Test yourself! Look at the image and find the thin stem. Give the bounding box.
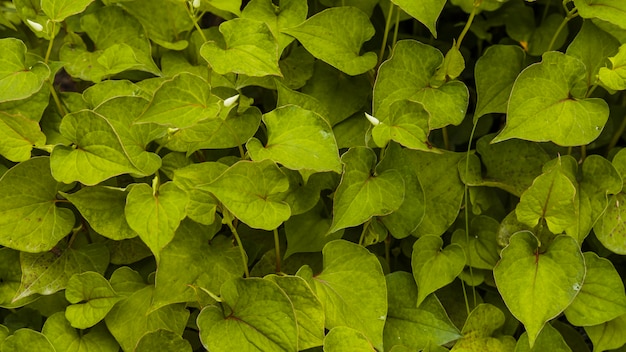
[384,234,391,269]
[456,4,478,50]
[44,21,56,64]
[392,7,401,48]
[48,83,66,116]
[442,127,450,150]
[547,9,577,52]
[580,145,587,163]
[463,121,479,310]
[607,113,626,153]
[237,144,245,159]
[273,228,281,273]
[225,214,250,278]
[186,4,207,42]
[378,1,395,67]
[542,0,552,23]
[197,286,223,303]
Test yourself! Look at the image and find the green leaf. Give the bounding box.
[391,0,446,37]
[197,278,298,352]
[173,162,228,225]
[0,157,74,253]
[136,73,221,128]
[515,158,578,234]
[451,216,501,270]
[451,304,517,352]
[573,0,626,30]
[309,240,387,351]
[0,111,46,162]
[135,329,192,352]
[0,38,50,103]
[154,219,242,310]
[494,233,585,347]
[200,18,281,77]
[105,286,189,352]
[324,326,376,352]
[41,0,94,22]
[412,235,466,307]
[492,51,609,146]
[375,142,425,239]
[200,160,291,230]
[474,45,525,118]
[405,150,465,236]
[515,322,571,352]
[64,272,123,329]
[163,105,262,154]
[1,329,55,352]
[50,110,156,185]
[266,274,325,350]
[42,312,119,352]
[247,105,342,173]
[282,7,377,76]
[374,40,469,130]
[599,43,626,91]
[383,272,461,351]
[584,314,626,352]
[564,252,626,326]
[82,80,148,108]
[371,100,430,151]
[63,186,137,241]
[116,0,193,50]
[124,182,189,257]
[0,248,38,308]
[329,147,405,233]
[594,193,626,254]
[284,200,343,258]
[241,0,308,53]
[14,243,109,302]
[60,6,159,82]
[566,21,621,88]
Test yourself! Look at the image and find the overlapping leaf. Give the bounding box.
[247,105,342,173]
[599,43,626,91]
[42,313,119,352]
[241,0,308,53]
[0,157,74,253]
[282,7,377,76]
[392,0,446,37]
[0,38,50,103]
[451,304,516,351]
[41,0,94,22]
[371,100,430,151]
[329,147,404,233]
[573,0,626,30]
[64,272,123,329]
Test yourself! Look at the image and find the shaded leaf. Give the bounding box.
[135,329,192,352]
[42,312,119,352]
[371,100,430,151]
[1,329,55,352]
[451,304,516,351]
[64,272,123,329]
[324,326,376,352]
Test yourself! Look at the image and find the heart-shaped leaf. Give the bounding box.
[247,105,342,173]
[515,323,570,352]
[0,157,74,253]
[197,278,298,352]
[0,111,46,162]
[573,0,626,30]
[412,235,466,307]
[14,243,109,302]
[492,51,609,146]
[324,326,376,352]
[565,252,626,326]
[391,0,446,37]
[135,329,192,352]
[584,314,626,352]
[494,233,585,347]
[599,43,626,91]
[329,147,404,233]
[308,240,387,351]
[451,304,516,351]
[241,0,308,53]
[42,313,119,352]
[64,272,123,329]
[200,160,291,230]
[282,7,377,76]
[383,272,461,350]
[371,100,430,151]
[63,186,137,241]
[374,40,468,129]
[200,18,281,77]
[136,73,221,128]
[41,0,94,22]
[124,182,189,257]
[1,328,55,351]
[0,38,50,103]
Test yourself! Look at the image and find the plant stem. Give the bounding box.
[547,9,577,52]
[378,1,395,67]
[44,21,56,64]
[463,120,479,310]
[442,127,450,150]
[273,228,281,273]
[580,144,586,162]
[186,4,207,42]
[456,3,478,50]
[384,234,391,269]
[48,83,66,116]
[225,214,250,278]
[392,8,400,47]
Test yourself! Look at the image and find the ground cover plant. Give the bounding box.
[0,0,626,350]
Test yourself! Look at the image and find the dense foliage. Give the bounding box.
[1,0,626,351]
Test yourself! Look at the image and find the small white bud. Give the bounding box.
[167,127,180,134]
[192,0,201,8]
[223,94,239,108]
[27,19,44,32]
[365,112,380,126]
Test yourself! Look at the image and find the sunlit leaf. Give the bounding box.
[64,272,123,329]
